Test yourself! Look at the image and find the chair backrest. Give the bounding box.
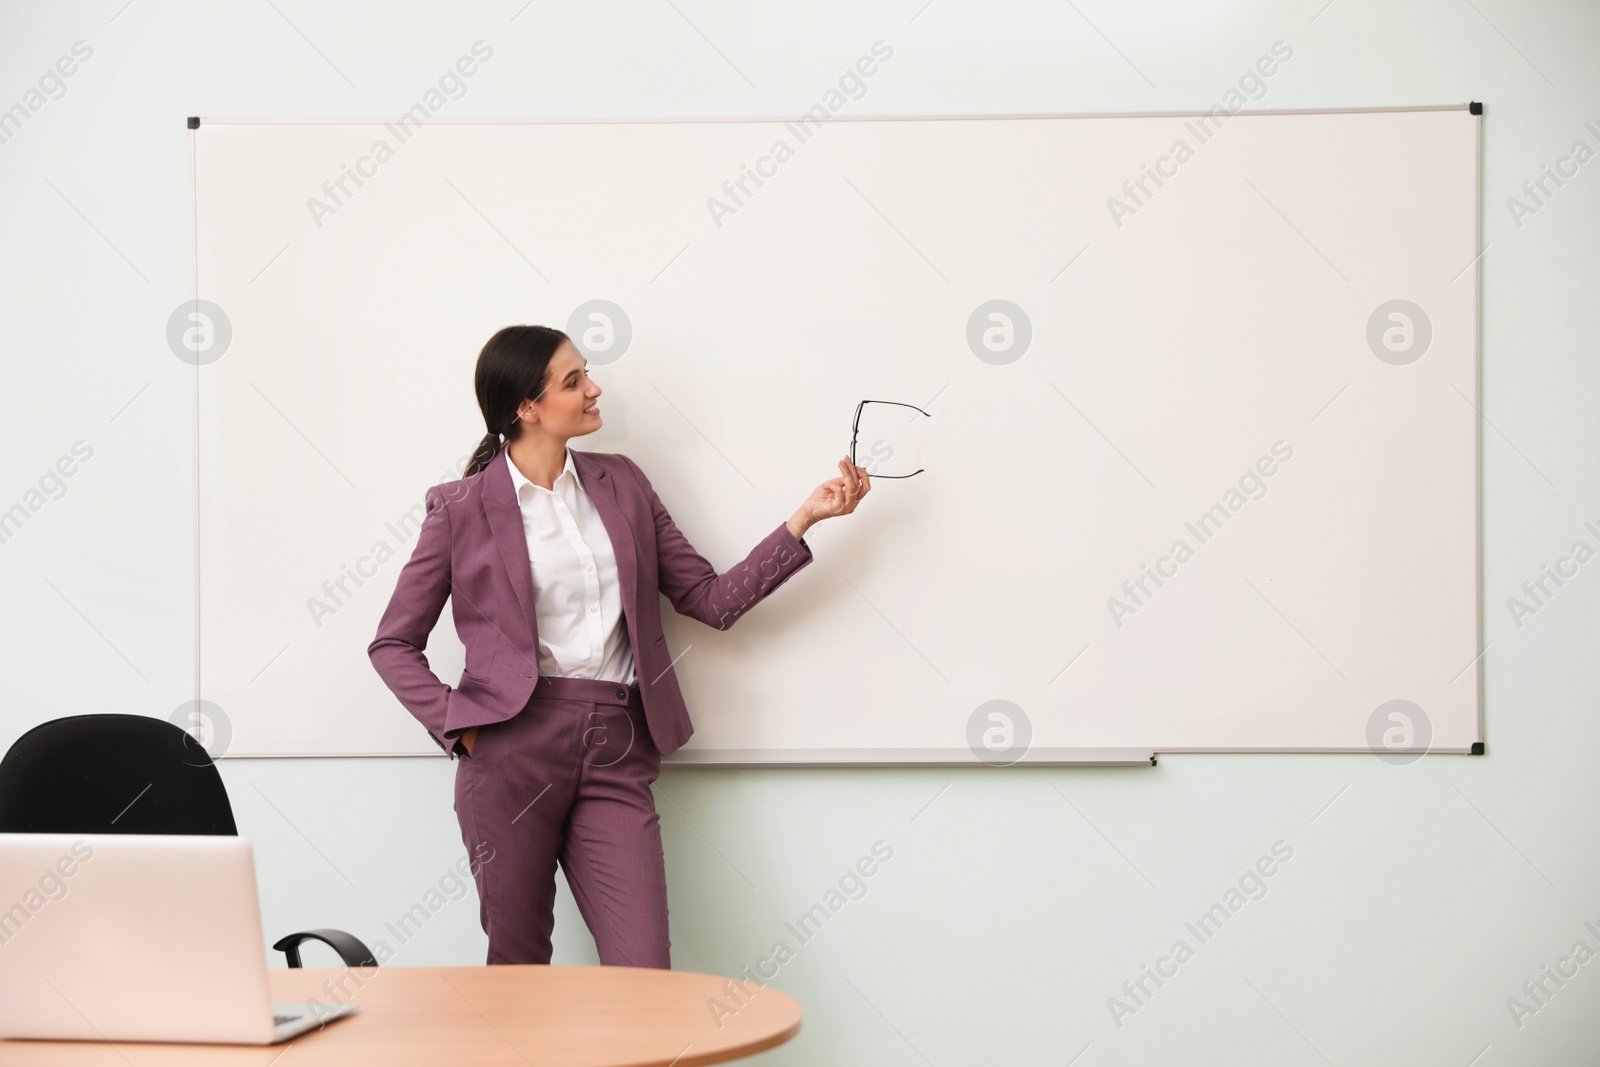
[0,714,237,835]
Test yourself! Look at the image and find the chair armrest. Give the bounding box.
[272,928,378,969]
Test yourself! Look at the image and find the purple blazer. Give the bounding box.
[368,448,813,759]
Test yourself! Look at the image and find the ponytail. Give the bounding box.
[464,431,502,479]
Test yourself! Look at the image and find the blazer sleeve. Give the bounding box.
[366,485,458,756]
[622,454,814,631]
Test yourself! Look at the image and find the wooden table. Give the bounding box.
[0,965,803,1065]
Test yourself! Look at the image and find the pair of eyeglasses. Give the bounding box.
[850,399,930,478]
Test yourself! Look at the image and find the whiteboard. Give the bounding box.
[189,107,1482,762]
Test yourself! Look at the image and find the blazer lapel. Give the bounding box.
[483,448,538,645]
[573,450,639,624]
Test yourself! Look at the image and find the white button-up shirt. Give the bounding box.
[505,447,636,685]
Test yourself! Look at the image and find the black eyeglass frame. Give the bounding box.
[850,399,931,479]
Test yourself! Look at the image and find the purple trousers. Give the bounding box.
[453,674,670,968]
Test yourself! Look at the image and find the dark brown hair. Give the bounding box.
[464,325,569,477]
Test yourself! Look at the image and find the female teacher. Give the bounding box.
[368,324,869,968]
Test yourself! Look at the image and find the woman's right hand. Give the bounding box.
[462,726,479,757]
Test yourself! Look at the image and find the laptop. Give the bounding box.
[0,832,359,1045]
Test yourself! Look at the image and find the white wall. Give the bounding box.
[2,1,1597,1063]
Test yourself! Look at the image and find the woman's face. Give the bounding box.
[521,340,602,437]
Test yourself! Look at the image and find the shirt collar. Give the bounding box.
[505,446,578,501]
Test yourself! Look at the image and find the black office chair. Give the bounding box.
[0,713,376,969]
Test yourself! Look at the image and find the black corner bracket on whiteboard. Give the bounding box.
[1470,741,1486,755]
[1469,101,1483,115]
[187,116,200,129]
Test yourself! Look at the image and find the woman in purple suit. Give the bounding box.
[368,325,869,968]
